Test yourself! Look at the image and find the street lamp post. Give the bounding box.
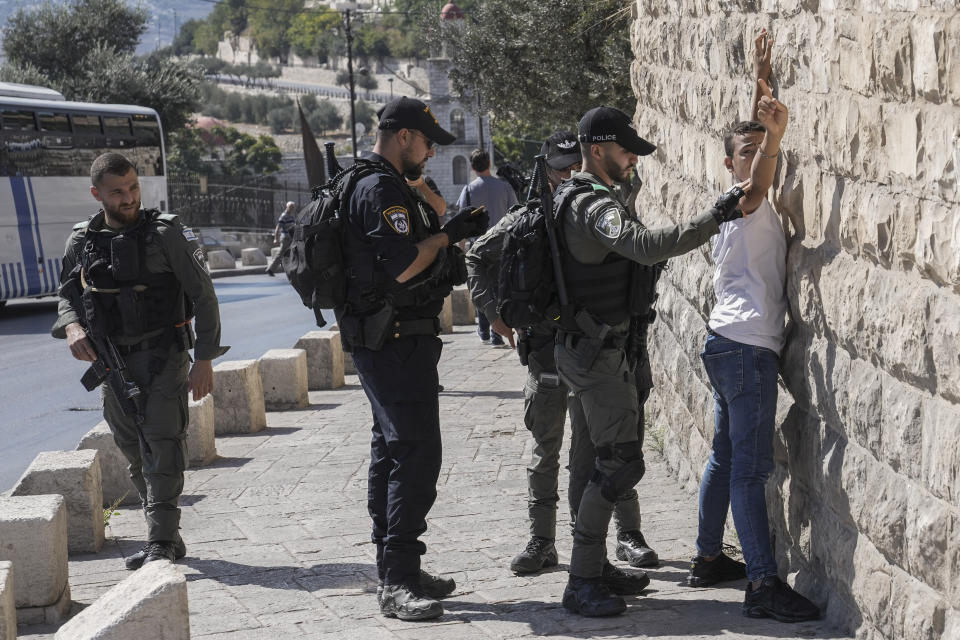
[344,9,358,160]
[388,77,394,99]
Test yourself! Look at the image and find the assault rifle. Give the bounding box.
[531,154,571,322]
[324,142,344,179]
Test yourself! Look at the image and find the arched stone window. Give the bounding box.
[453,156,468,184]
[450,109,466,142]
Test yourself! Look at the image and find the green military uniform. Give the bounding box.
[52,208,228,544]
[556,170,719,579]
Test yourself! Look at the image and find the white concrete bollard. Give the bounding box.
[294,331,345,390]
[10,450,104,554]
[0,561,15,640]
[0,495,70,625]
[439,295,454,334]
[270,246,281,259]
[186,395,217,467]
[54,561,189,640]
[212,360,267,434]
[451,286,476,325]
[205,250,235,270]
[324,326,356,375]
[76,421,139,508]
[240,247,267,266]
[259,349,309,410]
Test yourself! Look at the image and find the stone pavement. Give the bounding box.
[20,327,851,639]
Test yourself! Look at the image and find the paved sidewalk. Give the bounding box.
[22,327,849,639]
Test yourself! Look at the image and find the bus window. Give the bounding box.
[1,109,36,131]
[37,111,70,132]
[132,114,161,147]
[103,116,131,136]
[71,114,102,135]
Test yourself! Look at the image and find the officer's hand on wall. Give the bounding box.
[710,180,752,224]
[440,206,489,244]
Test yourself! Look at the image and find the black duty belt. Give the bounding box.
[390,317,441,340]
[115,335,164,356]
[559,331,627,350]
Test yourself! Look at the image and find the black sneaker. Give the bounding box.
[686,551,747,587]
[510,536,558,574]
[377,570,455,603]
[142,541,177,565]
[743,576,820,622]
[601,561,650,595]
[562,575,626,617]
[615,530,660,568]
[126,538,186,570]
[490,334,505,346]
[380,584,443,621]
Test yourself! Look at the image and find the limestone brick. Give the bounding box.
[211,360,267,434]
[258,348,309,410]
[75,421,139,508]
[0,562,14,640]
[240,247,267,266]
[294,331,345,390]
[186,395,217,467]
[0,495,68,611]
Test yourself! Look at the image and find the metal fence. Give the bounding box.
[168,174,314,230]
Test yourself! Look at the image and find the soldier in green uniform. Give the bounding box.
[52,153,229,568]
[556,107,750,616]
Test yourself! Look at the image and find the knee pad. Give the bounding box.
[596,441,645,503]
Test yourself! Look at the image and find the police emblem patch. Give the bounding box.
[383,206,410,235]
[595,207,623,239]
[193,248,205,267]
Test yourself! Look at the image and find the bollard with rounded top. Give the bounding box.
[212,360,267,434]
[0,561,14,640]
[240,247,267,266]
[76,421,139,508]
[450,286,476,325]
[11,450,104,554]
[258,349,309,409]
[294,331,345,390]
[186,395,217,467]
[204,250,234,270]
[439,295,454,334]
[0,495,70,625]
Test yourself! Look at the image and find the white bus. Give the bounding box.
[0,82,168,306]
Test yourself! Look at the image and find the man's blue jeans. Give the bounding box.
[697,333,779,582]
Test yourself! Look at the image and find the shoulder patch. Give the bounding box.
[382,205,411,236]
[182,227,198,242]
[595,206,623,239]
[193,248,206,267]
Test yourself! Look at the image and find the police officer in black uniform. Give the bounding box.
[52,152,228,568]
[335,97,488,621]
[554,106,750,616]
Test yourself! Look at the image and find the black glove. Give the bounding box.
[710,184,746,224]
[441,206,489,244]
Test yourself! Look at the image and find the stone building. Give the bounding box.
[629,2,959,639]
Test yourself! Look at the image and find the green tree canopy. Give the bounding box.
[167,125,282,176]
[248,0,303,63]
[287,6,342,62]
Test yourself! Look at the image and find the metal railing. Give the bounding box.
[168,174,314,230]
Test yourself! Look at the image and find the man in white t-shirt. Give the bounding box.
[685,30,820,623]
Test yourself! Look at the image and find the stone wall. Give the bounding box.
[630,2,959,638]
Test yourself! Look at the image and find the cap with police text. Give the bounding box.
[377,97,456,145]
[540,131,581,170]
[577,106,656,156]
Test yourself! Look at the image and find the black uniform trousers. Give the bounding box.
[352,334,443,588]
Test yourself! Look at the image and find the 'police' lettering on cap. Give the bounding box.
[377,97,457,146]
[577,106,656,157]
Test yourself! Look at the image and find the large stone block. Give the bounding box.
[439,295,453,334]
[76,421,139,508]
[54,561,189,640]
[450,287,476,325]
[205,250,234,270]
[294,331,345,390]
[0,561,14,640]
[240,247,267,266]
[258,348,309,409]
[186,395,217,467]
[10,450,104,554]
[212,360,266,434]
[0,495,70,623]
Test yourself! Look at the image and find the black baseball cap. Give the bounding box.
[577,106,656,156]
[377,97,456,145]
[540,131,581,170]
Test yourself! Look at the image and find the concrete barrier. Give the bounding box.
[294,331,345,390]
[0,561,14,640]
[259,349,309,410]
[450,286,476,325]
[325,325,356,375]
[76,422,139,508]
[205,250,235,270]
[10,451,104,554]
[0,495,70,625]
[212,360,266,434]
[270,246,281,259]
[240,247,267,266]
[439,295,454,334]
[54,561,189,640]
[186,395,217,467]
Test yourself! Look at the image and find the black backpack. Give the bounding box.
[281,160,381,327]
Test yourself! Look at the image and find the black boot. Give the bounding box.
[561,575,626,617]
[377,570,455,603]
[380,584,444,621]
[743,576,820,622]
[126,537,186,570]
[510,536,558,574]
[142,541,178,565]
[686,551,746,587]
[601,561,650,595]
[615,529,659,567]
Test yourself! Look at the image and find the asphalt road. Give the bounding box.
[0,273,332,492]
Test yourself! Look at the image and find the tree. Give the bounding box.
[248,0,304,63]
[308,100,342,135]
[354,99,376,130]
[172,19,201,56]
[287,7,342,62]
[167,125,282,176]
[267,106,294,134]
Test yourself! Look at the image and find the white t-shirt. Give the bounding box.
[708,198,787,354]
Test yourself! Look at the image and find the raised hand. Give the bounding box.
[754,29,773,81]
[755,78,788,140]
